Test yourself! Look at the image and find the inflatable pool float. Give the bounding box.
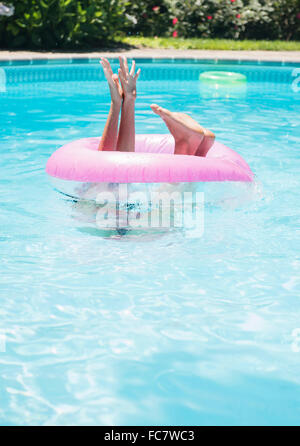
[199,71,247,99]
[46,134,253,190]
[46,134,254,206]
[199,71,247,86]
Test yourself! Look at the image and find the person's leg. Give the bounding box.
[150,104,215,157]
[116,56,141,152]
[98,58,123,151]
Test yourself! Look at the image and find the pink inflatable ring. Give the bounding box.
[46,134,253,183]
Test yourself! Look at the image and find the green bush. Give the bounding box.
[269,0,300,41]
[124,0,299,41]
[166,0,275,40]
[123,1,171,37]
[0,0,299,49]
[0,0,127,49]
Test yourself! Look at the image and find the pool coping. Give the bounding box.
[0,48,300,63]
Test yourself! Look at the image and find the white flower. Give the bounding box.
[0,2,14,17]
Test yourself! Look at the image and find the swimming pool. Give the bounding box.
[0,58,299,426]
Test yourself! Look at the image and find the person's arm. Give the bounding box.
[98,101,121,151]
[98,58,123,151]
[116,96,136,152]
[116,57,141,152]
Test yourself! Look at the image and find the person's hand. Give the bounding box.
[100,57,123,105]
[118,56,141,101]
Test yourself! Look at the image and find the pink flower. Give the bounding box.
[230,0,236,2]
[172,17,178,25]
[152,6,159,12]
[172,31,178,38]
[236,14,241,18]
[207,16,213,20]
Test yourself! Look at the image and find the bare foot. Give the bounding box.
[150,104,214,156]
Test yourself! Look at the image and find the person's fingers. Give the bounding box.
[130,60,136,76]
[123,56,129,74]
[112,73,121,86]
[118,68,126,89]
[101,64,109,81]
[100,59,109,71]
[101,58,118,86]
[104,67,110,79]
[113,75,122,95]
[102,57,113,75]
[134,68,141,81]
[100,57,109,68]
[119,56,127,79]
[102,67,116,88]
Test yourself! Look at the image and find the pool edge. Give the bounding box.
[0,49,300,66]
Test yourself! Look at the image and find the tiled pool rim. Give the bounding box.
[1,58,299,85]
[1,57,300,67]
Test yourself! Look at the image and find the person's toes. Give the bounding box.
[150,104,172,118]
[150,104,161,115]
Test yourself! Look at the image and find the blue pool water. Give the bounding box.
[0,59,299,425]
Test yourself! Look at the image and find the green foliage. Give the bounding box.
[0,0,299,49]
[269,0,300,41]
[162,0,300,40]
[0,0,128,49]
[123,0,299,41]
[123,1,170,37]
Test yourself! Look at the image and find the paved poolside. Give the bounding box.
[0,48,300,63]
